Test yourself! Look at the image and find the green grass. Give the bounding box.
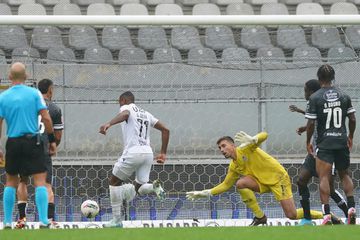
[1,226,360,240]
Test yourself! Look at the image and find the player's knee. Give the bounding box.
[236,181,245,189]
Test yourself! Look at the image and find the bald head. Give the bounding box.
[9,62,27,82]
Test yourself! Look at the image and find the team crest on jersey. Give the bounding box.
[323,89,339,102]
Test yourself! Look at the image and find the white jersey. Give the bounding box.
[119,103,158,155]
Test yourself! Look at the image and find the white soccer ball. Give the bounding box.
[81,200,100,219]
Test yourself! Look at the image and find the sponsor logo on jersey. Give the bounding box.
[323,89,339,102]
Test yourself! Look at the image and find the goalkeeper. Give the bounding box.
[187,131,327,223]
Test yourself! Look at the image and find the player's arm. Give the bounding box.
[348,112,356,150]
[289,105,305,115]
[306,119,315,154]
[99,110,130,135]
[40,109,57,156]
[52,108,63,146]
[153,121,170,163]
[186,165,239,200]
[234,131,268,149]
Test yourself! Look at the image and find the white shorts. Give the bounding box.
[112,151,154,184]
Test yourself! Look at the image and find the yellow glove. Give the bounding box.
[234,131,258,148]
[186,189,211,201]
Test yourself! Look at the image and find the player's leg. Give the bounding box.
[297,156,314,222]
[3,173,19,228]
[237,188,267,226]
[32,172,49,226]
[315,149,334,224]
[235,176,260,192]
[136,153,165,199]
[45,156,59,228]
[329,176,348,218]
[15,176,29,229]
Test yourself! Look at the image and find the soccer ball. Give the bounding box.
[81,200,99,218]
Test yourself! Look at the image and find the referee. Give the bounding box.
[0,62,57,229]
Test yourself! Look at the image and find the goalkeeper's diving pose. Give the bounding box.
[186,131,334,224]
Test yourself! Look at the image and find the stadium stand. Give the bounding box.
[0,26,28,51]
[330,2,358,15]
[86,3,115,15]
[152,47,182,63]
[327,46,357,63]
[46,46,76,63]
[192,3,221,15]
[0,3,12,15]
[118,47,148,64]
[171,26,202,51]
[154,3,184,15]
[138,26,169,50]
[102,26,134,51]
[53,3,82,15]
[311,26,343,49]
[69,26,99,50]
[32,26,64,51]
[277,25,307,50]
[204,26,237,51]
[187,47,218,66]
[84,46,113,63]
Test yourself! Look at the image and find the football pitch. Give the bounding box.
[1,226,360,240]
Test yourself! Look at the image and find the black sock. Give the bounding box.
[347,196,355,209]
[48,203,55,220]
[322,204,330,215]
[18,202,27,219]
[298,184,311,220]
[330,191,348,217]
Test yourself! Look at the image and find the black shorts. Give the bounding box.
[316,148,350,171]
[5,135,46,176]
[302,154,318,177]
[44,155,53,184]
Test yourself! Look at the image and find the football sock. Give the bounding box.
[109,185,123,221]
[238,189,264,218]
[347,196,355,209]
[298,184,311,219]
[121,184,136,202]
[330,190,348,217]
[48,203,55,220]
[296,209,323,219]
[35,186,49,225]
[17,201,27,219]
[138,183,155,195]
[3,187,16,224]
[322,204,330,216]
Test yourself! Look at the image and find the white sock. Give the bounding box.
[137,183,154,195]
[121,183,136,202]
[109,185,123,221]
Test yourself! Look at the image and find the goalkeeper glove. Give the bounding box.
[234,131,258,148]
[186,189,212,201]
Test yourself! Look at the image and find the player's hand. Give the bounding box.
[234,131,257,147]
[289,105,300,112]
[156,153,166,164]
[0,150,5,167]
[49,142,57,156]
[296,126,306,135]
[99,123,111,135]
[186,189,211,201]
[306,143,313,155]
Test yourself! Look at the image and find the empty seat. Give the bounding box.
[87,3,115,15]
[5,0,35,7]
[0,49,7,64]
[171,26,202,51]
[18,3,46,15]
[120,3,148,14]
[314,0,346,4]
[327,46,357,63]
[204,26,237,51]
[0,3,12,15]
[296,3,324,15]
[84,46,113,64]
[0,26,27,50]
[102,26,134,51]
[211,0,244,5]
[47,47,76,63]
[241,26,272,50]
[221,47,250,66]
[277,25,307,49]
[226,3,254,15]
[345,25,360,49]
[152,47,182,63]
[245,0,278,5]
[279,0,311,4]
[118,47,147,64]
[69,26,98,50]
[155,3,183,15]
[330,2,358,15]
[74,0,105,6]
[177,0,209,6]
[187,47,218,66]
[260,3,288,15]
[37,0,70,6]
[311,26,343,49]
[12,47,40,63]
[142,0,175,5]
[293,46,322,64]
[32,26,63,51]
[256,47,285,64]
[53,3,81,15]
[108,0,140,6]
[138,27,168,50]
[192,3,221,15]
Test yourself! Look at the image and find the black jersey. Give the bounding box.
[305,87,355,149]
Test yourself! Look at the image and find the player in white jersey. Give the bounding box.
[99,91,170,228]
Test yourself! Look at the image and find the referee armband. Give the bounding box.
[48,133,56,143]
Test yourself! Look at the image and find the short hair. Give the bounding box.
[120,91,135,103]
[317,64,335,82]
[216,136,234,145]
[38,78,53,94]
[305,79,321,93]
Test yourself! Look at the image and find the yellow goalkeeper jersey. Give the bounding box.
[210,132,288,195]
